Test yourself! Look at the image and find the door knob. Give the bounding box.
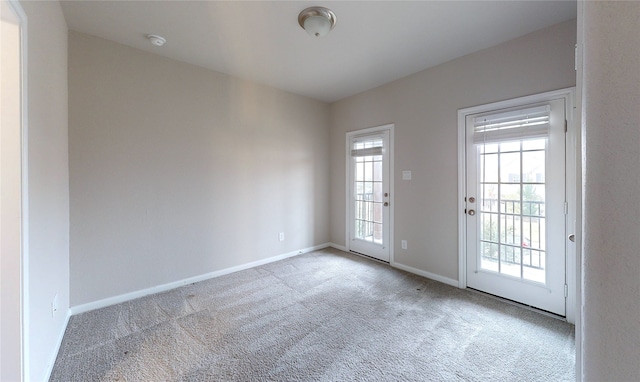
[384,202,389,207]
[468,209,476,216]
[568,234,575,242]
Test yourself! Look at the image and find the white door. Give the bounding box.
[347,128,391,262]
[465,98,566,316]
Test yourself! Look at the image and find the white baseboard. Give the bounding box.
[330,244,458,287]
[70,243,331,315]
[44,309,72,381]
[328,242,348,252]
[391,261,459,287]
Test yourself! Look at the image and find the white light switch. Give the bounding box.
[402,171,412,180]
[401,240,407,250]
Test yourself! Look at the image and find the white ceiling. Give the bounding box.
[60,1,577,103]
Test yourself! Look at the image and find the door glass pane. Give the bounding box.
[481,154,498,183]
[522,150,545,183]
[353,137,384,245]
[364,161,373,181]
[522,139,545,151]
[478,139,547,284]
[480,143,499,154]
[373,182,383,202]
[374,161,382,181]
[480,184,498,212]
[500,152,520,183]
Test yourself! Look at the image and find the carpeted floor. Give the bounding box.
[50,248,575,381]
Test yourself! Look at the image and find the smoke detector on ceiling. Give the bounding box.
[146,34,166,47]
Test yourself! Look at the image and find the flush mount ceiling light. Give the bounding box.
[146,34,166,47]
[298,6,336,38]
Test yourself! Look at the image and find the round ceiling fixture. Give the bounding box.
[298,6,336,38]
[146,34,166,47]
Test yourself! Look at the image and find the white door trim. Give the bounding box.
[345,124,394,263]
[457,88,577,322]
[1,0,29,380]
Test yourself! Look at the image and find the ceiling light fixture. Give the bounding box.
[298,6,336,38]
[146,34,166,47]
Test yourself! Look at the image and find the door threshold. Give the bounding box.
[349,250,390,264]
[467,288,568,322]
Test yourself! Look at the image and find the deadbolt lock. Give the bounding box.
[469,197,475,203]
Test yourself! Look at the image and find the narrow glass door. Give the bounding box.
[466,99,566,315]
[348,130,390,262]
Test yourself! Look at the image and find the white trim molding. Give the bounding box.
[328,242,348,252]
[1,0,30,380]
[391,261,459,287]
[70,243,331,315]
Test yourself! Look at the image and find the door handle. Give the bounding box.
[384,202,389,207]
[568,234,575,242]
[468,209,476,216]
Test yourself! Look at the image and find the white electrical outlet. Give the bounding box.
[401,240,407,250]
[52,293,58,317]
[279,232,285,241]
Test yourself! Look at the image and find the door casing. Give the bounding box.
[1,0,29,379]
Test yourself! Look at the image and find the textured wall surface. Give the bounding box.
[582,2,640,380]
[329,20,576,281]
[69,32,330,306]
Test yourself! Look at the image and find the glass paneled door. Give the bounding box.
[348,129,391,262]
[465,98,566,316]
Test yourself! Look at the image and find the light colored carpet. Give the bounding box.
[50,248,575,381]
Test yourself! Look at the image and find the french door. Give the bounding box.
[465,97,567,316]
[347,127,392,262]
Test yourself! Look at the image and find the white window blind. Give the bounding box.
[351,138,383,157]
[473,104,551,144]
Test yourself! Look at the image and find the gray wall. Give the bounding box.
[21,1,70,380]
[68,32,330,306]
[329,20,577,281]
[581,2,640,380]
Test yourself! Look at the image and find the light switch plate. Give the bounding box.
[402,171,412,180]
